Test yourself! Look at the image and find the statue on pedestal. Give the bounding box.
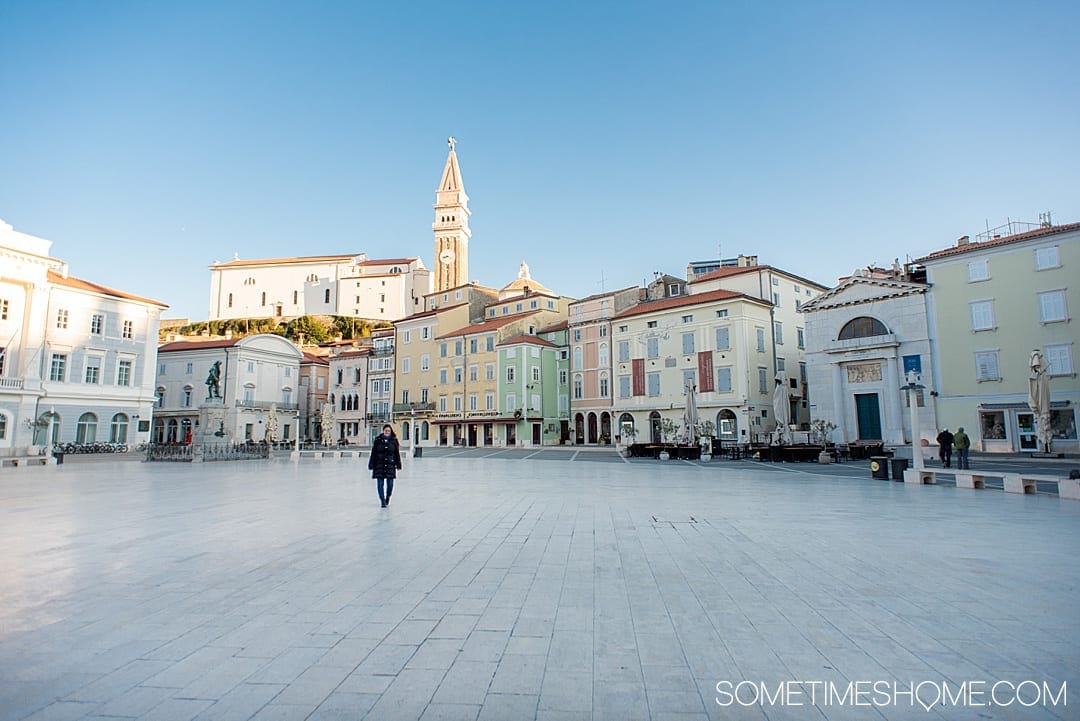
[205,361,222,399]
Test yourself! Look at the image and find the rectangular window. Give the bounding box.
[84,356,101,384]
[0,298,7,320]
[403,329,411,343]
[421,327,430,340]
[573,376,583,399]
[558,369,568,385]
[90,314,104,335]
[247,361,255,372]
[975,351,1000,381]
[970,300,994,330]
[485,393,494,410]
[401,357,411,374]
[421,354,430,371]
[682,369,696,390]
[682,315,693,324]
[681,332,695,354]
[1035,246,1060,270]
[646,372,660,397]
[797,328,805,349]
[646,337,659,359]
[967,259,989,282]
[469,365,478,382]
[122,320,134,339]
[486,363,495,380]
[599,325,607,337]
[439,396,447,412]
[49,353,67,382]
[486,336,495,351]
[454,367,463,383]
[506,393,516,411]
[439,368,448,385]
[618,325,628,332]
[772,292,780,306]
[799,362,807,384]
[1038,290,1067,322]
[56,309,69,329]
[421,388,429,403]
[668,284,681,296]
[573,328,582,342]
[117,359,132,386]
[715,309,728,318]
[776,357,786,371]
[715,327,730,350]
[470,338,478,354]
[506,366,516,383]
[455,341,463,356]
[469,394,478,411]
[531,366,540,382]
[619,375,631,398]
[716,367,732,392]
[183,389,192,407]
[758,367,768,394]
[1045,344,1073,376]
[647,320,657,328]
[440,343,447,358]
[773,321,784,345]
[756,328,766,352]
[618,341,630,362]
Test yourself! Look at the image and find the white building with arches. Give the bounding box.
[155,334,303,444]
[1,219,166,455]
[802,272,937,445]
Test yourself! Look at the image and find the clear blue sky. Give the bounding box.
[3,0,1078,320]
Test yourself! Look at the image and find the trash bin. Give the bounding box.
[890,458,909,481]
[52,451,64,465]
[870,456,889,480]
[413,446,423,458]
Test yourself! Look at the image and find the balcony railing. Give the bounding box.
[0,377,25,390]
[393,402,435,413]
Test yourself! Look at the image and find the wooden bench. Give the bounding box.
[1004,473,1080,500]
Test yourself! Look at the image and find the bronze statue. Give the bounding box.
[206,360,222,399]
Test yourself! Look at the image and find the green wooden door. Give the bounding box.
[854,393,882,440]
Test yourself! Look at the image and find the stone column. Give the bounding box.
[831,363,846,440]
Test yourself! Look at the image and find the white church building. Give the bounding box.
[207,253,431,323]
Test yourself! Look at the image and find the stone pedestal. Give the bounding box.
[199,401,229,445]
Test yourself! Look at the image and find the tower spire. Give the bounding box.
[433,139,471,292]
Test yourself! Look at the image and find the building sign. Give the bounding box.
[697,351,714,392]
[632,358,645,396]
[846,362,882,383]
[902,354,922,375]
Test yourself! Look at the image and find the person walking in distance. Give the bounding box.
[953,426,971,470]
[936,427,955,468]
[369,424,402,508]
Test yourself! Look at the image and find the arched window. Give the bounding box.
[573,346,583,370]
[573,374,583,400]
[76,412,98,444]
[598,342,609,366]
[838,316,889,340]
[110,413,129,443]
[166,419,179,443]
[421,421,430,441]
[599,371,609,398]
[307,273,318,282]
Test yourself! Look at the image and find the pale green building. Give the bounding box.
[918,221,1079,452]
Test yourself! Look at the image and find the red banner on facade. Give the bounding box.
[632,358,645,396]
[698,352,714,392]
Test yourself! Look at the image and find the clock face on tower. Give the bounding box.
[439,249,456,264]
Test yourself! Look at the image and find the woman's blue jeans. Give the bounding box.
[377,477,394,503]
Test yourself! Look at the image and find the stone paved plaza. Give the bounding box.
[1,453,1077,721]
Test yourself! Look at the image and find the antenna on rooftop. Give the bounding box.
[1039,210,1053,227]
[597,269,607,293]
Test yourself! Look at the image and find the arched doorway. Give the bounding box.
[600,412,611,444]
[717,409,738,442]
[110,413,130,443]
[181,418,193,445]
[402,421,411,444]
[618,413,635,442]
[649,411,662,444]
[153,420,165,444]
[421,421,429,441]
[574,413,585,444]
[166,418,179,443]
[76,412,98,444]
[587,413,598,444]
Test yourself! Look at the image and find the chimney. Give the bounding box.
[956,235,970,247]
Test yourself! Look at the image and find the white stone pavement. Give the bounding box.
[1,455,1077,721]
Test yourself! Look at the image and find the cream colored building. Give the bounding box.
[208,253,430,323]
[611,288,775,445]
[1,219,166,455]
[917,221,1079,452]
[688,259,828,428]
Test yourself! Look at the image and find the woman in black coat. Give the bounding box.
[369,424,402,507]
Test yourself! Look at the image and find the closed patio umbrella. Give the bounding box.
[773,371,791,445]
[683,381,699,444]
[1028,350,1052,453]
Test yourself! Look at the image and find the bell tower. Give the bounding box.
[433,137,471,292]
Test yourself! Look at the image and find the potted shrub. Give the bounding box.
[658,418,679,460]
[620,425,637,456]
[697,420,715,462]
[810,419,838,463]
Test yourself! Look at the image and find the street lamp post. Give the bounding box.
[904,370,925,472]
